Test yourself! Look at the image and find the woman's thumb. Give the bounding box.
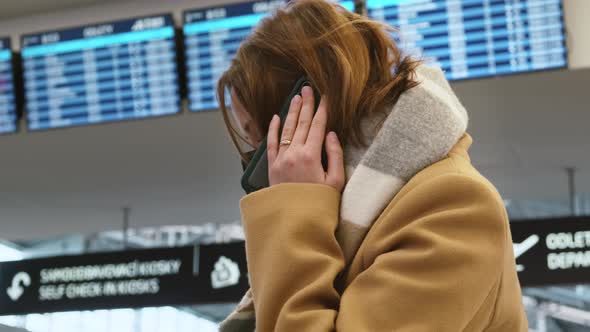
[325,132,345,191]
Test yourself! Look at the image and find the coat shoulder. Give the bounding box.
[397,149,503,210]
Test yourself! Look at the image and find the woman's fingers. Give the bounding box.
[291,86,315,145]
[325,132,345,190]
[307,96,328,155]
[279,95,302,152]
[267,114,280,165]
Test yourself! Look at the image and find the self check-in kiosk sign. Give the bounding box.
[0,243,248,315]
[4,217,588,315]
[511,216,590,287]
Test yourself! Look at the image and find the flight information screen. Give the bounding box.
[367,0,567,80]
[21,14,181,131]
[183,0,354,112]
[0,37,17,134]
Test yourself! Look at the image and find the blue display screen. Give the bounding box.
[367,0,567,80]
[21,15,181,131]
[0,37,17,134]
[183,0,354,112]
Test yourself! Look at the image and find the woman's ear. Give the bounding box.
[230,89,262,148]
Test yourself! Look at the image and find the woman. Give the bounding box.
[217,1,528,331]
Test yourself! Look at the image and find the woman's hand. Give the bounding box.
[267,86,345,192]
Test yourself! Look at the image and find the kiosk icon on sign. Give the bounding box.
[211,256,241,289]
[7,272,31,302]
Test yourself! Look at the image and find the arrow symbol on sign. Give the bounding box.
[6,272,31,302]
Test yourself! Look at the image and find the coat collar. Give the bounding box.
[448,133,473,162]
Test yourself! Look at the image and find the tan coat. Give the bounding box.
[240,135,528,331]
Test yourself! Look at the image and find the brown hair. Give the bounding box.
[217,0,421,160]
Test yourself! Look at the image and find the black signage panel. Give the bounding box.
[511,216,590,287]
[0,243,248,315]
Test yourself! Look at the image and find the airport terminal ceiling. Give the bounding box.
[0,0,119,20]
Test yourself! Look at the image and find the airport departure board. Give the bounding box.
[183,0,354,112]
[0,38,17,134]
[21,15,181,131]
[368,0,567,80]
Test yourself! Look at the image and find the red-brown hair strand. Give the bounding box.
[217,0,421,160]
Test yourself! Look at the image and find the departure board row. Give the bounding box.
[0,38,17,134]
[21,15,181,131]
[183,0,355,112]
[367,0,567,80]
[0,0,570,132]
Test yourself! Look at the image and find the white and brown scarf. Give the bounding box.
[220,65,469,331]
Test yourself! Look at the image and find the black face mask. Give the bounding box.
[241,150,256,172]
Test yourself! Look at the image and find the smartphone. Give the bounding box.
[241,77,326,194]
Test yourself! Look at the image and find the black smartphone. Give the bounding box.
[241,77,326,194]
